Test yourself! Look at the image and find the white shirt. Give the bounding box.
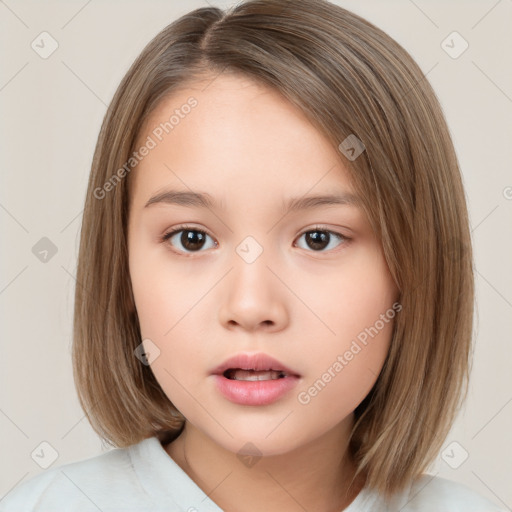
[0,436,505,511]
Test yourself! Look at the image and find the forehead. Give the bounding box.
[130,72,356,208]
[140,72,316,141]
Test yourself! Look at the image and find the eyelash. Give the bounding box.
[160,224,351,256]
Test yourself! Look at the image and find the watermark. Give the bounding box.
[93,96,198,200]
[31,441,59,469]
[338,134,365,161]
[237,441,263,468]
[297,301,402,405]
[441,31,469,59]
[134,338,161,365]
[31,31,59,59]
[236,236,264,264]
[32,236,58,263]
[441,440,469,469]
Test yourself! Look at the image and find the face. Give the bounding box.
[127,72,399,457]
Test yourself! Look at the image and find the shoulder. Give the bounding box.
[0,441,149,512]
[401,474,507,511]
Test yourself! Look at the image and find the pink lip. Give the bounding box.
[213,374,300,406]
[210,352,300,377]
[211,352,301,406]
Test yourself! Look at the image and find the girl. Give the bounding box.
[1,0,505,510]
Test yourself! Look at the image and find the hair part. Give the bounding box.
[73,0,474,501]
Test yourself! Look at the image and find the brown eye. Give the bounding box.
[162,228,216,253]
[295,228,348,252]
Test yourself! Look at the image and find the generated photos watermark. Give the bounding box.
[93,96,198,200]
[297,301,402,405]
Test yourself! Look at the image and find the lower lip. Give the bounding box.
[213,374,300,406]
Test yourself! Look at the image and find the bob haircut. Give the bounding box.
[73,0,474,500]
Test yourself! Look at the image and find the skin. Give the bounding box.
[127,72,400,512]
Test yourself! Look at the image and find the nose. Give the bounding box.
[217,248,289,333]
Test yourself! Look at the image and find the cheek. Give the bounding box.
[294,314,393,433]
[128,246,210,396]
[294,251,397,411]
[132,271,205,384]
[128,237,199,338]
[296,250,397,358]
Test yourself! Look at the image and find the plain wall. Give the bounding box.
[1,0,511,508]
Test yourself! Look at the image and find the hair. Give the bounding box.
[72,0,474,501]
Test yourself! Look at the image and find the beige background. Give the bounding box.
[1,0,511,508]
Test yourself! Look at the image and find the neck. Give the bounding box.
[164,415,365,512]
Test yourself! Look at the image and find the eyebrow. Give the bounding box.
[144,189,361,212]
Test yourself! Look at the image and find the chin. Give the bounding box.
[205,423,308,458]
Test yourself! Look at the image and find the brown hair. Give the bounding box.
[72,0,474,500]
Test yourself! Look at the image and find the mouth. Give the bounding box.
[212,353,301,406]
[223,369,290,381]
[211,352,301,381]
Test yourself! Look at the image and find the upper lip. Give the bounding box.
[211,352,300,377]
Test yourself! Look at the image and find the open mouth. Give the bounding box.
[213,355,301,405]
[223,369,289,381]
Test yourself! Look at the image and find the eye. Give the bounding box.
[160,225,350,255]
[161,225,217,254]
[294,227,350,252]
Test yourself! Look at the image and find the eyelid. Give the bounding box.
[161,223,216,244]
[298,224,349,237]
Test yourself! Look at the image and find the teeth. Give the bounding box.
[226,369,287,381]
